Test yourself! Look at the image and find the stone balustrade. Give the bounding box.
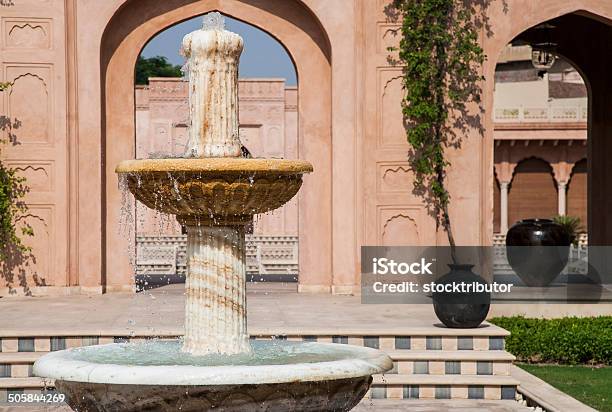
[136,234,299,279]
[494,105,587,122]
[137,233,592,280]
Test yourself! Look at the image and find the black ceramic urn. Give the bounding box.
[505,219,571,287]
[432,264,490,329]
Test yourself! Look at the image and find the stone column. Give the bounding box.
[558,181,567,216]
[181,221,250,355]
[500,182,509,234]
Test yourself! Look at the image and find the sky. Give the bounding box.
[141,15,297,85]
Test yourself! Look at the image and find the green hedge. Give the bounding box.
[489,316,612,365]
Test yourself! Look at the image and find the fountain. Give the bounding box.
[33,13,391,411]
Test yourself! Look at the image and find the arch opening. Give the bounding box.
[100,0,333,292]
[132,14,301,288]
[491,12,600,240]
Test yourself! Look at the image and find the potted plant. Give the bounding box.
[505,216,579,287]
[552,215,583,246]
[389,0,490,328]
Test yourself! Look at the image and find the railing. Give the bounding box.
[494,105,587,123]
[494,233,588,246]
[137,232,591,279]
[246,235,298,278]
[136,235,187,276]
[136,234,298,279]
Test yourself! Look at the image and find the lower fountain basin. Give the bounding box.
[34,340,392,411]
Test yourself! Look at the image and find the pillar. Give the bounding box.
[558,181,567,216]
[500,181,509,233]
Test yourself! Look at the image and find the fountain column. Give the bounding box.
[180,217,250,355]
[179,14,251,355]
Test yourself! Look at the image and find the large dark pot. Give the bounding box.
[505,219,571,287]
[432,264,490,329]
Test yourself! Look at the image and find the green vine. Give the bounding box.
[0,81,32,261]
[388,0,488,260]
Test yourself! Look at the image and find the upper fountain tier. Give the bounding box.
[116,158,312,225]
[117,13,313,224]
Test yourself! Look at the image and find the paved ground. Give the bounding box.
[1,283,590,411]
[2,283,611,337]
[0,399,534,411]
[0,283,509,337]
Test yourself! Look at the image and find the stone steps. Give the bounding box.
[374,374,519,385]
[386,350,514,376]
[0,377,47,389]
[0,329,517,401]
[387,350,515,361]
[369,374,519,401]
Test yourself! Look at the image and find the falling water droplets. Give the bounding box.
[172,175,182,201]
[118,174,136,266]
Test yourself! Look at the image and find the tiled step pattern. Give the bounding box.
[0,332,517,402]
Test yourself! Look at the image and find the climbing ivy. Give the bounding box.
[0,81,32,260]
[388,0,487,255]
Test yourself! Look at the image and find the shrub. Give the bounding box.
[489,316,612,365]
[552,215,583,245]
[0,82,33,259]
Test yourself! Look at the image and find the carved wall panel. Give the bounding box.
[4,161,53,193]
[377,162,412,193]
[378,206,435,246]
[150,122,170,156]
[378,69,406,148]
[239,103,261,123]
[376,0,395,21]
[19,206,52,287]
[171,125,188,155]
[239,125,263,156]
[4,19,51,49]
[377,23,400,54]
[264,125,284,157]
[173,103,188,124]
[5,67,52,145]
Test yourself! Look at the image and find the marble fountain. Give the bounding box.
[33,13,392,412]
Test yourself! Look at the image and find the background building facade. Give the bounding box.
[493,46,587,237]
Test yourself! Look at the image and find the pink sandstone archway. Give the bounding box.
[100,0,332,292]
[483,1,612,245]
